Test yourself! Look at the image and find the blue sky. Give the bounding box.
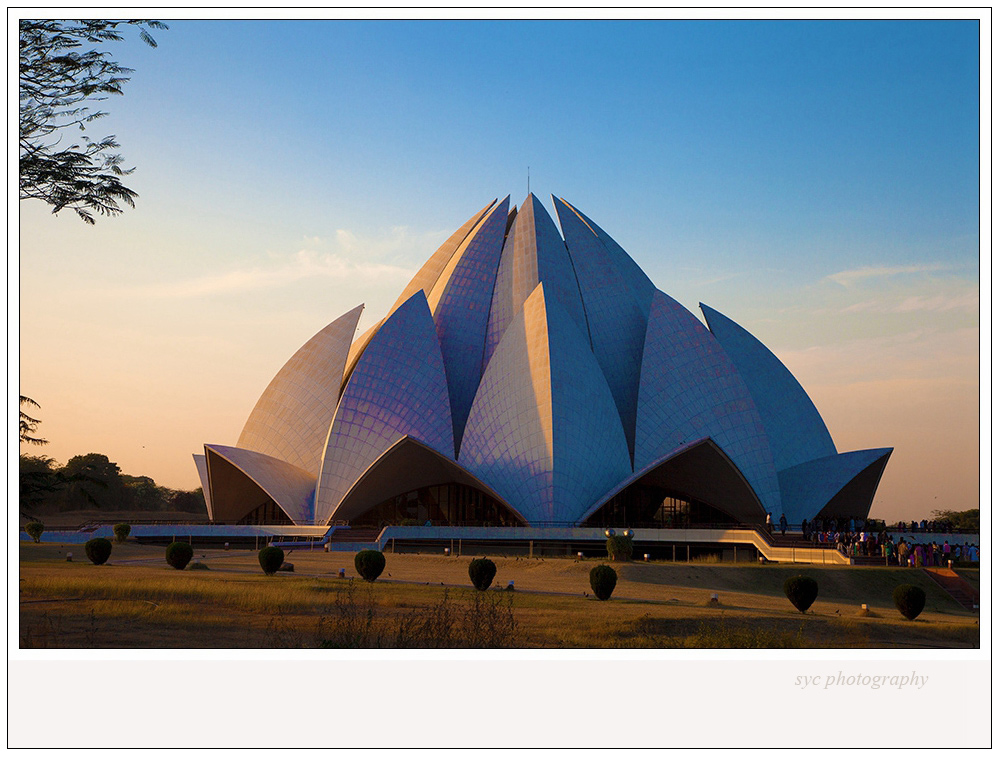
[16,18,982,522]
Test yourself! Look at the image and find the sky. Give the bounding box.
[14,16,984,525]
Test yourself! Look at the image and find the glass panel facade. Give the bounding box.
[352,482,526,528]
[237,499,293,525]
[584,483,739,529]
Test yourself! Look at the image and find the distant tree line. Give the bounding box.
[890,509,979,534]
[19,452,206,516]
[929,508,979,532]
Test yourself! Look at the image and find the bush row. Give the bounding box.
[783,575,929,619]
[47,541,934,617]
[349,552,624,600]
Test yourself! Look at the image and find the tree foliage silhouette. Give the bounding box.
[19,19,167,223]
[19,395,47,445]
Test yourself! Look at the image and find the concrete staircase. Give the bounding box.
[328,527,381,545]
[768,532,815,547]
[923,567,979,611]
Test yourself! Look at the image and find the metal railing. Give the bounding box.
[359,520,757,531]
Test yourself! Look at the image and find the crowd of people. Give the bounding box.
[803,522,892,557]
[796,517,884,546]
[889,538,980,567]
[765,515,981,565]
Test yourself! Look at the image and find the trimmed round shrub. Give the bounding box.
[258,546,285,576]
[85,537,113,565]
[113,523,131,543]
[606,534,634,562]
[783,575,819,613]
[165,541,194,570]
[893,584,926,620]
[589,564,618,600]
[355,549,386,582]
[468,557,497,591]
[24,522,44,543]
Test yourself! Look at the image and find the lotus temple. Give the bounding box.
[193,193,892,561]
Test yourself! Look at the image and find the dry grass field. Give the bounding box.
[19,541,979,649]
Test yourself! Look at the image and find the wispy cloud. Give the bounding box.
[840,290,979,315]
[118,227,446,299]
[692,272,743,287]
[148,251,414,298]
[777,327,979,387]
[825,263,950,287]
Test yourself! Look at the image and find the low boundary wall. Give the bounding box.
[320,526,852,565]
[31,523,981,566]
